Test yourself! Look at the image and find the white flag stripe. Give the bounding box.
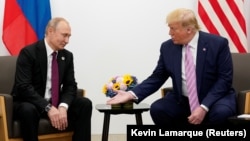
[199,1,233,42]
[198,0,247,53]
[234,0,246,24]
[198,2,239,52]
[215,0,247,51]
[199,1,224,33]
[218,0,246,37]
[231,0,247,52]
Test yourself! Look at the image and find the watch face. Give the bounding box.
[45,104,52,112]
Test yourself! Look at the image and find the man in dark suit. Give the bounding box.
[107,8,236,126]
[12,17,92,141]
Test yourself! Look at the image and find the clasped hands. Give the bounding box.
[47,106,68,131]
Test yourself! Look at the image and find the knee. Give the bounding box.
[79,97,93,112]
[84,98,92,109]
[207,105,235,124]
[18,102,39,118]
[150,102,163,113]
[213,105,235,117]
[150,102,166,118]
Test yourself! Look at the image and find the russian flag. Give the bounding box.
[2,0,51,55]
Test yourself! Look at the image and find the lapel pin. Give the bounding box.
[203,48,206,51]
[61,57,65,60]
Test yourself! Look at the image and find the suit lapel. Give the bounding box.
[172,45,183,97]
[196,32,208,93]
[37,41,48,83]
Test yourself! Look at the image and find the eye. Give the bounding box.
[62,33,70,38]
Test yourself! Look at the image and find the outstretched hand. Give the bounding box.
[106,90,134,105]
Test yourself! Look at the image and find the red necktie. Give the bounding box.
[185,45,199,112]
[51,52,59,107]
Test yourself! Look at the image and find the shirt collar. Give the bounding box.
[188,31,199,49]
[44,39,56,57]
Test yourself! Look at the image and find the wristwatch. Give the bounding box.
[45,104,52,112]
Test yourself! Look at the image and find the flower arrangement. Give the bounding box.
[102,74,138,98]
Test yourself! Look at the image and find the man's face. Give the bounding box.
[49,21,71,50]
[168,22,189,45]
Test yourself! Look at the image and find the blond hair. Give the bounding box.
[166,8,200,31]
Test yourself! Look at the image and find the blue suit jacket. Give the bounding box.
[132,31,236,109]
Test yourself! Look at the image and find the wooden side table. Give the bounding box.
[95,103,150,141]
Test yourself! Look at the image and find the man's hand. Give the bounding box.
[187,106,207,125]
[106,90,134,105]
[58,106,68,130]
[48,106,68,130]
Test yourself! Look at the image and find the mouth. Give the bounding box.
[61,43,67,47]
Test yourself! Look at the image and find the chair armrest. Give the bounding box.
[0,96,2,118]
[237,90,250,114]
[0,93,13,138]
[161,87,173,97]
[77,89,85,97]
[0,93,13,117]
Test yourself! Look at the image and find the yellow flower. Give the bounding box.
[123,74,133,86]
[102,74,138,98]
[112,82,120,91]
[102,85,108,94]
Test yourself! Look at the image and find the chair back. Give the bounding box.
[0,56,17,94]
[231,53,250,93]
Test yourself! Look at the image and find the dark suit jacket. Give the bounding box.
[12,40,77,112]
[132,31,236,109]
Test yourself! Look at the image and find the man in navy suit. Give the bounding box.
[107,8,236,126]
[12,17,92,141]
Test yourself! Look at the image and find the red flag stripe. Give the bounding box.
[198,0,247,53]
[2,0,51,55]
[226,0,246,35]
[2,0,37,55]
[209,0,246,53]
[198,2,219,35]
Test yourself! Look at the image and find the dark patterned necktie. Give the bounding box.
[185,45,199,112]
[51,52,59,107]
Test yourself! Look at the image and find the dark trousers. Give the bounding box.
[150,93,236,126]
[13,96,92,141]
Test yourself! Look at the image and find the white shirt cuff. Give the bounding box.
[128,91,138,100]
[59,103,69,110]
[200,104,209,112]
